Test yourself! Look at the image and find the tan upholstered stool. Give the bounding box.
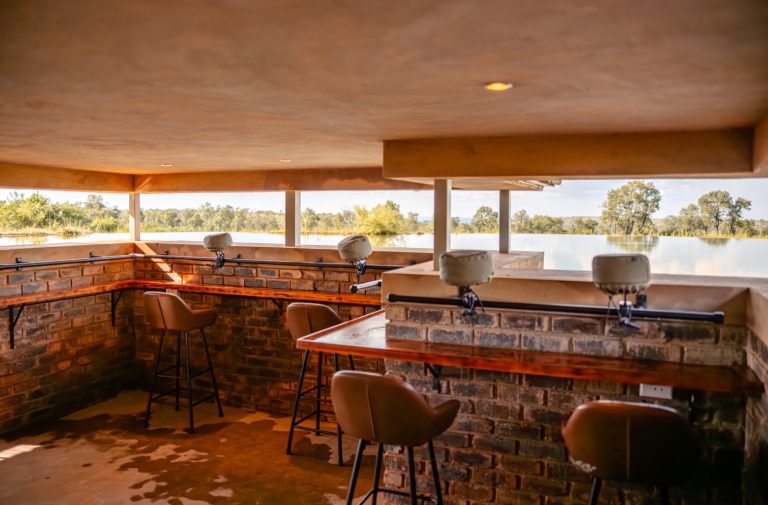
[143,291,223,433]
[331,370,460,505]
[285,302,354,466]
[562,400,700,505]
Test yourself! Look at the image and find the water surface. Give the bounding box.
[2,232,766,278]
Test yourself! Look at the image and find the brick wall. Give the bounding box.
[745,331,768,505]
[0,259,136,435]
[131,253,393,415]
[383,303,748,505]
[0,244,428,435]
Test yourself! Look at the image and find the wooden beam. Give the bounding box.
[133,167,428,193]
[755,117,768,175]
[285,190,300,247]
[499,190,510,254]
[433,179,451,271]
[0,162,134,192]
[383,129,755,180]
[128,193,141,241]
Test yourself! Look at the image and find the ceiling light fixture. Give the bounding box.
[484,81,514,92]
[160,163,173,167]
[279,159,292,163]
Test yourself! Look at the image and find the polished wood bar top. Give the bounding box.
[297,310,764,396]
[0,280,380,308]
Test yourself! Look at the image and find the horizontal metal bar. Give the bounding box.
[350,279,382,293]
[387,293,725,324]
[0,253,401,271]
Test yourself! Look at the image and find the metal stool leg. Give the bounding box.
[371,442,383,505]
[588,477,602,505]
[145,330,166,427]
[407,446,417,505]
[315,351,323,433]
[184,331,195,433]
[200,328,223,417]
[428,440,443,504]
[348,355,355,370]
[175,332,181,411]
[286,350,310,455]
[346,439,367,505]
[334,353,344,466]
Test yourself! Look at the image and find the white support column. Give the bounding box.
[128,192,141,241]
[285,190,301,247]
[499,189,511,253]
[433,179,452,270]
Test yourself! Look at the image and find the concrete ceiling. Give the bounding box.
[1,0,767,176]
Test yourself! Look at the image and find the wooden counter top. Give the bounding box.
[297,310,764,396]
[0,279,381,309]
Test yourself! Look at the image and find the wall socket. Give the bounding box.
[639,384,673,400]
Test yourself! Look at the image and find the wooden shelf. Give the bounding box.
[297,310,764,397]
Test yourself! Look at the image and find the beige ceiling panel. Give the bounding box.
[383,129,756,180]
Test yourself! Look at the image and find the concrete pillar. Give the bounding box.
[433,179,451,270]
[499,189,511,253]
[285,190,301,247]
[128,193,141,241]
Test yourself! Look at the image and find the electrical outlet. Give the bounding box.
[639,384,673,400]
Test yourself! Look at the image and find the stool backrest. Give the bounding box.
[285,303,342,340]
[562,400,700,485]
[143,291,197,331]
[331,370,442,446]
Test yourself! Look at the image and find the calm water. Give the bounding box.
[2,232,766,278]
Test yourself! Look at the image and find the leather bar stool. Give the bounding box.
[285,302,355,466]
[143,291,224,433]
[331,370,460,505]
[562,400,700,505]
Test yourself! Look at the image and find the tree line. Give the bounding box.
[0,182,765,238]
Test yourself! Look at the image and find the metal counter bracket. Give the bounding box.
[424,363,443,392]
[8,304,24,350]
[110,290,123,327]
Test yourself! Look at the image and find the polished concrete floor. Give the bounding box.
[0,391,374,504]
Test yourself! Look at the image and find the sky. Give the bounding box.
[2,178,767,219]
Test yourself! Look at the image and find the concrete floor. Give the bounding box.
[0,391,375,504]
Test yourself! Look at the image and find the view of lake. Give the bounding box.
[3,232,766,278]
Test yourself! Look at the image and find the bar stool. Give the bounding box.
[562,400,700,505]
[331,370,460,505]
[285,302,355,466]
[143,291,224,433]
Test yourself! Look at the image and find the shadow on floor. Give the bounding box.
[0,390,374,505]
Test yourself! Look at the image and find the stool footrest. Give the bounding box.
[357,487,438,505]
[292,425,340,437]
[156,367,212,381]
[294,409,336,426]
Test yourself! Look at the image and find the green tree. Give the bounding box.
[357,200,407,235]
[727,197,752,235]
[471,206,499,233]
[568,217,599,235]
[600,181,661,235]
[697,190,732,234]
[511,210,531,233]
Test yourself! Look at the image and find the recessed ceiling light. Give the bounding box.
[160,163,173,167]
[279,159,292,163]
[484,81,514,92]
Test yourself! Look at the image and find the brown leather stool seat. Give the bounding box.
[143,291,223,433]
[331,370,460,505]
[285,302,355,466]
[562,400,700,505]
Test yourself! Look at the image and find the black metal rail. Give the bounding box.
[387,293,725,324]
[1,253,403,272]
[350,280,382,293]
